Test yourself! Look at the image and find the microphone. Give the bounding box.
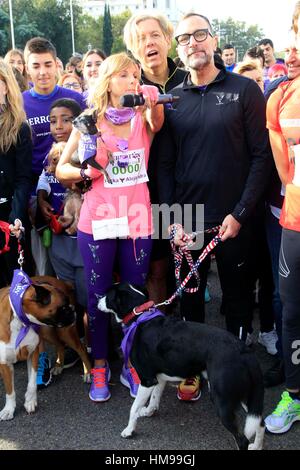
[120,93,180,107]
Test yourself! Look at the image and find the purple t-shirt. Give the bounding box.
[23,85,86,176]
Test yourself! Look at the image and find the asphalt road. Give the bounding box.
[0,260,299,452]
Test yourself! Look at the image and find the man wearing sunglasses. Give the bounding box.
[156,13,272,401]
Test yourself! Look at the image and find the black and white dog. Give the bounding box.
[99,283,265,450]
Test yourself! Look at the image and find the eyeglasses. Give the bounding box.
[175,29,213,46]
[63,82,81,90]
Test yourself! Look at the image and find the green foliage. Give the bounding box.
[0,0,82,63]
[212,17,264,60]
[1,3,267,67]
[102,3,113,56]
[0,7,10,55]
[111,10,131,53]
[76,14,103,54]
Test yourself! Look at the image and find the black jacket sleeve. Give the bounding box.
[231,80,272,224]
[9,123,33,224]
[155,119,178,225]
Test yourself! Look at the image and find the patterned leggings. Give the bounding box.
[77,230,152,360]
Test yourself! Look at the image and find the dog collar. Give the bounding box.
[122,301,155,325]
[9,269,40,348]
[121,307,164,366]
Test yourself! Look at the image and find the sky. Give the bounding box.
[176,0,296,51]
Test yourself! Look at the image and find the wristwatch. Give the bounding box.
[80,168,91,181]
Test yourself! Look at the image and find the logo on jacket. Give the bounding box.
[214,92,239,105]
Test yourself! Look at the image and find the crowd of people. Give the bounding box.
[0,2,300,441]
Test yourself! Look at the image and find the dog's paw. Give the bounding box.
[121,427,134,438]
[0,406,15,421]
[83,372,92,384]
[24,398,37,414]
[248,443,262,451]
[52,365,63,376]
[139,406,156,417]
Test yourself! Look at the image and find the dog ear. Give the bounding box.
[32,284,51,306]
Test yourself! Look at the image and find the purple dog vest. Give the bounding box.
[9,270,40,348]
[121,309,164,365]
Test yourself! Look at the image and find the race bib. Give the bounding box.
[92,216,130,240]
[104,148,149,188]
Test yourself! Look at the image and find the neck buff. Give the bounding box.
[104,106,136,125]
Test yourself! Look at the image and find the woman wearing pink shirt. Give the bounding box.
[56,52,164,402]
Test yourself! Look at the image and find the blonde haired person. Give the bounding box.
[0,59,32,287]
[235,61,264,92]
[56,52,164,402]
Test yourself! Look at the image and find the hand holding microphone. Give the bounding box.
[120,84,180,107]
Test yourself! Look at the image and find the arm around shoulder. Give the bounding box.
[55,128,82,183]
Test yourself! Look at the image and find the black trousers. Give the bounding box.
[279,228,300,390]
[179,223,253,340]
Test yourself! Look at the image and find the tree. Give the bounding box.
[76,14,103,54]
[15,12,42,47]
[212,17,264,60]
[0,7,10,55]
[111,10,131,53]
[0,0,82,64]
[102,3,113,56]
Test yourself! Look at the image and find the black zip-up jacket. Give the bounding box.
[0,122,32,224]
[142,57,187,203]
[156,64,272,227]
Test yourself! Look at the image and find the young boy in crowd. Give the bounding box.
[36,98,88,388]
[22,36,85,388]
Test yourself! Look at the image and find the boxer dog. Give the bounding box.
[99,283,265,450]
[0,271,91,420]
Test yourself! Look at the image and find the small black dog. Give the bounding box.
[72,112,112,183]
[99,283,265,450]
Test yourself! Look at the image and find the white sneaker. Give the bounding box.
[258,329,278,355]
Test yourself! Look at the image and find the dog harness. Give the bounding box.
[9,269,40,348]
[121,306,164,366]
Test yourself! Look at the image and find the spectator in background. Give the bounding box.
[222,43,236,72]
[243,46,265,68]
[4,48,29,88]
[68,54,83,80]
[82,48,106,91]
[0,59,32,287]
[58,73,83,93]
[12,67,29,92]
[268,63,288,82]
[235,61,264,92]
[258,38,284,88]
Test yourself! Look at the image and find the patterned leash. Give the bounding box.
[0,219,25,269]
[155,225,222,308]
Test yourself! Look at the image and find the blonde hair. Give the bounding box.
[0,59,27,153]
[123,11,173,58]
[235,60,262,75]
[292,1,300,33]
[88,52,141,124]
